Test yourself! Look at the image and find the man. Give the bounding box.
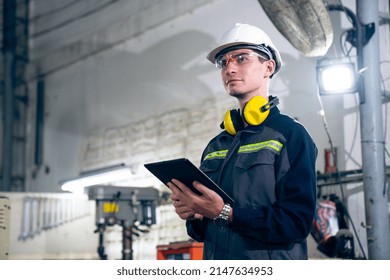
[167,23,317,259]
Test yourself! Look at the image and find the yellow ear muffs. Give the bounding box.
[222,109,245,135]
[242,96,270,126]
[220,96,279,135]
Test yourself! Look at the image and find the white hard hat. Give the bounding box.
[207,23,283,75]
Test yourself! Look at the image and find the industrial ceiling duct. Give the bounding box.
[258,0,333,57]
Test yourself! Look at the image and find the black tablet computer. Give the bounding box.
[144,158,234,205]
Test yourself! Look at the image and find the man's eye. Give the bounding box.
[220,59,228,66]
[236,55,248,63]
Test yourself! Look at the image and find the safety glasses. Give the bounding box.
[215,52,269,69]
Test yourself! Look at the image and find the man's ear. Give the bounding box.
[264,60,276,78]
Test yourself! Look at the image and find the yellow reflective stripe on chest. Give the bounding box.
[238,140,283,154]
[204,140,283,160]
[204,149,228,160]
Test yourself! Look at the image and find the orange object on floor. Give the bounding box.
[156,241,203,260]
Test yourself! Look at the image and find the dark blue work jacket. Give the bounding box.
[186,103,318,259]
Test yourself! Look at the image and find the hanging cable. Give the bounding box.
[315,90,345,199]
[380,60,390,164]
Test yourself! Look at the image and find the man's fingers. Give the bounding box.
[168,180,193,198]
[167,181,181,193]
[192,180,209,194]
[173,200,186,207]
[174,205,195,220]
[170,179,189,192]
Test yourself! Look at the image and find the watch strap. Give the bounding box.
[213,203,231,223]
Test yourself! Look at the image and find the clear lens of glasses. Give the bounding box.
[215,52,268,69]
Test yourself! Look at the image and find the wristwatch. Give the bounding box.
[213,203,231,226]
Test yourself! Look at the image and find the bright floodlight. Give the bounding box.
[317,62,357,95]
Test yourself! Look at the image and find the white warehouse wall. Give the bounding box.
[13,0,390,259]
